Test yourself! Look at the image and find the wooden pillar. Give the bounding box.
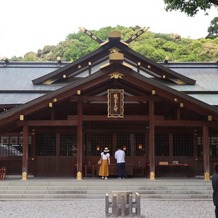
[169,133,173,163]
[193,131,198,175]
[112,133,117,159]
[31,132,36,176]
[22,125,29,180]
[176,108,180,120]
[149,101,155,180]
[77,100,83,180]
[203,125,210,181]
[51,108,55,120]
[56,133,60,175]
[130,134,135,156]
[145,131,149,163]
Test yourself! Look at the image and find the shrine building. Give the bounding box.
[0,29,218,180]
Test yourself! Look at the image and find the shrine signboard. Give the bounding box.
[107,89,124,118]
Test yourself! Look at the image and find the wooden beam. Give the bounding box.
[155,120,216,127]
[67,115,162,121]
[17,120,77,126]
[17,118,217,127]
[125,27,150,44]
[79,27,104,44]
[70,95,160,102]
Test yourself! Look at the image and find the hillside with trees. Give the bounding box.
[11,26,218,63]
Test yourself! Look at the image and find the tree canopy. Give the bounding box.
[207,17,218,38]
[164,0,218,16]
[10,26,218,63]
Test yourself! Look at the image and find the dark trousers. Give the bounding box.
[117,162,125,178]
[216,206,218,218]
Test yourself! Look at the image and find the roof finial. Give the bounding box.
[79,27,103,44]
[125,27,150,44]
[79,26,150,46]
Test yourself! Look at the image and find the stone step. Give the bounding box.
[0,178,212,200]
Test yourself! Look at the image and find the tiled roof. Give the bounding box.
[0,61,217,106]
[0,61,68,104]
[164,62,218,106]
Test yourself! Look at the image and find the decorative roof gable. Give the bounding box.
[32,30,196,86]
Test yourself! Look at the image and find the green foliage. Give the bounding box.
[10,56,25,61]
[207,17,218,38]
[24,52,38,61]
[11,25,218,63]
[163,0,217,16]
[37,45,56,61]
[199,40,218,61]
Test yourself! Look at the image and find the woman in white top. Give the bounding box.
[98,147,110,179]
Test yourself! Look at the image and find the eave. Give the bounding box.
[1,62,212,127]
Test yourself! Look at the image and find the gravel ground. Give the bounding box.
[0,199,214,218]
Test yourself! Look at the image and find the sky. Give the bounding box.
[0,0,217,58]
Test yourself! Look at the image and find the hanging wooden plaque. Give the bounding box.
[107,89,124,118]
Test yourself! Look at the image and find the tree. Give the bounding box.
[199,41,218,61]
[8,26,218,62]
[10,56,24,61]
[163,0,218,16]
[207,17,218,38]
[37,45,55,60]
[24,52,37,61]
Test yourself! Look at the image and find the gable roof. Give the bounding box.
[0,61,218,133]
[32,34,196,86]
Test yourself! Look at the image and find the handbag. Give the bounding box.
[98,159,102,165]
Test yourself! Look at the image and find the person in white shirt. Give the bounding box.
[115,146,125,179]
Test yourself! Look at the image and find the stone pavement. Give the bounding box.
[0,199,214,218]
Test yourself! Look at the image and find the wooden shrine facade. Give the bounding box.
[0,30,218,180]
